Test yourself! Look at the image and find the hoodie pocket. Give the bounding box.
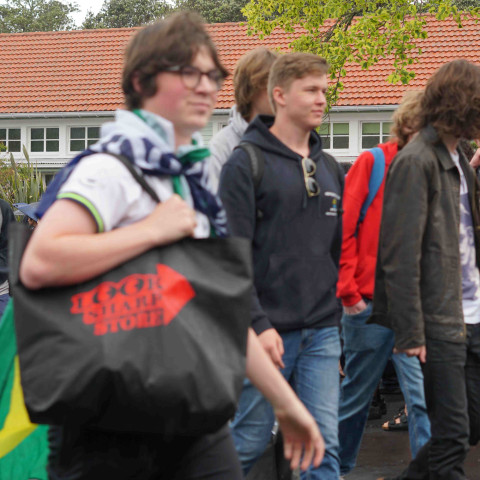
[259,254,339,326]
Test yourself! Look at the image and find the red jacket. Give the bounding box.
[337,141,398,307]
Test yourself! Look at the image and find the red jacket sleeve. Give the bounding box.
[336,151,375,307]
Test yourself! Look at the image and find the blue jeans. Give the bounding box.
[338,302,430,476]
[231,326,341,480]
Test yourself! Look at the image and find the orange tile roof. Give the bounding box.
[0,16,478,114]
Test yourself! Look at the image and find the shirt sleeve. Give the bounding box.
[57,154,142,232]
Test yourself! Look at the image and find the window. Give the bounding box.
[70,127,101,151]
[0,128,21,152]
[31,127,59,152]
[318,123,349,149]
[361,122,392,149]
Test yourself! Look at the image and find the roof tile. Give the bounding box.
[0,16,478,113]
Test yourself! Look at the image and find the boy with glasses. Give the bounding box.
[219,52,344,480]
[20,14,325,480]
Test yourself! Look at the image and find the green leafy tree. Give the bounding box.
[454,0,480,9]
[174,0,248,23]
[0,0,78,33]
[0,146,46,206]
[82,0,171,29]
[243,0,479,105]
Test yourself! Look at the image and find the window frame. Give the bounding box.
[360,121,393,150]
[318,122,350,151]
[29,126,60,154]
[68,126,101,153]
[0,127,21,153]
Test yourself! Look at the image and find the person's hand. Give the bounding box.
[275,400,325,471]
[258,328,285,368]
[470,148,480,169]
[343,299,368,315]
[394,345,427,363]
[142,194,197,245]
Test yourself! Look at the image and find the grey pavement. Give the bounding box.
[247,393,480,480]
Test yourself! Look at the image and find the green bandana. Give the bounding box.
[132,109,210,198]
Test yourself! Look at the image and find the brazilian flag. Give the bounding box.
[0,301,48,480]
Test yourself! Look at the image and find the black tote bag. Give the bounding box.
[10,222,252,437]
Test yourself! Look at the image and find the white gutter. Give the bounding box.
[211,105,398,114]
[0,111,115,119]
[330,105,397,112]
[0,105,398,119]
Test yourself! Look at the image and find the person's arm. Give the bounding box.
[219,153,284,367]
[245,329,324,471]
[337,152,373,310]
[20,195,196,289]
[378,153,429,351]
[469,146,480,169]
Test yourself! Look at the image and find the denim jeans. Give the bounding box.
[338,302,430,476]
[396,325,480,480]
[231,326,341,480]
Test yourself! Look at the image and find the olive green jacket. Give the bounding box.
[370,125,480,349]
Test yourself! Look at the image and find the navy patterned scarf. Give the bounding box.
[37,110,227,237]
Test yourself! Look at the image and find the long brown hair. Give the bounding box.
[420,59,480,140]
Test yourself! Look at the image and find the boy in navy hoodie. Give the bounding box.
[219,52,344,480]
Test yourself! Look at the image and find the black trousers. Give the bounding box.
[397,324,480,480]
[47,423,243,480]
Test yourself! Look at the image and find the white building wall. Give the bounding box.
[207,108,396,165]
[0,107,397,178]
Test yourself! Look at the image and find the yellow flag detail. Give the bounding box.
[0,356,37,457]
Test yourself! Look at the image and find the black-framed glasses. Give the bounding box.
[301,157,320,197]
[161,65,225,91]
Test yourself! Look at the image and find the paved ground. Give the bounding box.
[345,392,480,480]
[247,392,480,480]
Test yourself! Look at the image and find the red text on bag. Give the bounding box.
[70,264,195,335]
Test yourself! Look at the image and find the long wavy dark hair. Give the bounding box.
[420,59,480,140]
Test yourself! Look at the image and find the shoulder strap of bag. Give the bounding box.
[234,142,265,191]
[108,153,160,204]
[234,142,265,219]
[8,154,161,290]
[358,147,385,224]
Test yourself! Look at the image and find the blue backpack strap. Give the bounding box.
[358,147,385,224]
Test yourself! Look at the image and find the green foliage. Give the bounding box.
[82,0,248,27]
[82,0,171,29]
[0,146,46,207]
[243,0,480,106]
[454,0,480,9]
[174,0,249,23]
[0,0,78,33]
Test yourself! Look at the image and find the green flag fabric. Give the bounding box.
[0,300,48,480]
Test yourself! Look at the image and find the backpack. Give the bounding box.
[355,146,385,234]
[234,141,344,219]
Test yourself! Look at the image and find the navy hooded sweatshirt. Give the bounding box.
[218,115,343,335]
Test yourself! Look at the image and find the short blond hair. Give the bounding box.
[234,48,279,121]
[268,52,329,113]
[390,90,423,149]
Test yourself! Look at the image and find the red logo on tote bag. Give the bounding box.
[70,264,195,335]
